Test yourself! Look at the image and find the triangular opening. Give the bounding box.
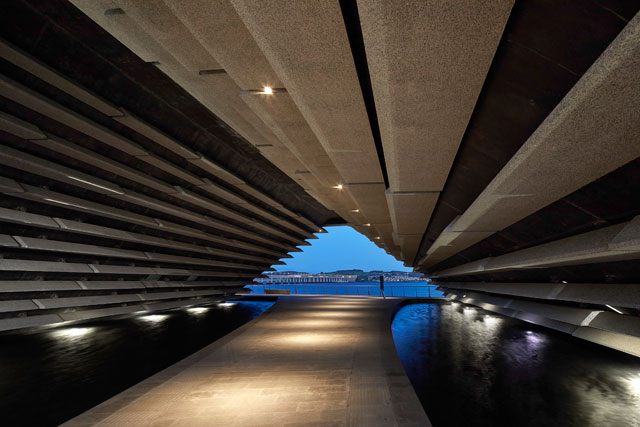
[251,226,441,297]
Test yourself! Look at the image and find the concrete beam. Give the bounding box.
[432,216,640,278]
[421,13,640,267]
[230,0,382,181]
[359,0,513,193]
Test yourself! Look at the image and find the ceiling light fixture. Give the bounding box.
[350,209,359,213]
[333,184,343,189]
[239,87,287,95]
[364,223,371,227]
[104,8,125,16]
[198,69,226,75]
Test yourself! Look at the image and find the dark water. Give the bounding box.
[0,300,273,427]
[392,302,640,427]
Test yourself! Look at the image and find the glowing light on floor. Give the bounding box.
[276,319,350,329]
[312,304,369,310]
[267,332,352,350]
[138,314,169,323]
[299,310,366,319]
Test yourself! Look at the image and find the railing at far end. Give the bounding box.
[245,283,444,298]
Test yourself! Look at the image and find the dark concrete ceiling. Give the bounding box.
[414,0,640,281]
[0,0,638,293]
[0,0,342,227]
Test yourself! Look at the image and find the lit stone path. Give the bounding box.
[64,296,431,426]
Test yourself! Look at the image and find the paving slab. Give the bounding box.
[63,296,431,426]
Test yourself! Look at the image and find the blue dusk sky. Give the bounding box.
[274,226,412,273]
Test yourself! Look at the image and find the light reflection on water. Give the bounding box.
[392,302,640,427]
[217,302,238,309]
[0,300,273,427]
[50,326,95,339]
[137,314,170,323]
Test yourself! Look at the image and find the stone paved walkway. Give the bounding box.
[64,296,431,426]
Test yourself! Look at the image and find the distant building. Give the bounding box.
[254,270,429,284]
[365,272,426,282]
[255,271,357,284]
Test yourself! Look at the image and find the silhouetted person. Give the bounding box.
[380,275,385,299]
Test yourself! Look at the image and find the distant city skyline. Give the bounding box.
[273,226,413,273]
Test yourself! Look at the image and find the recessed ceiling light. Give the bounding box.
[239,87,287,95]
[104,8,125,16]
[364,223,371,226]
[333,184,343,189]
[350,209,359,213]
[198,69,226,75]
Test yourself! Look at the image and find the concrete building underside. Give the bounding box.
[0,1,639,355]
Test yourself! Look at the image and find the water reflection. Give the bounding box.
[137,314,169,323]
[392,302,640,427]
[187,307,209,315]
[0,300,273,427]
[50,327,95,340]
[217,302,238,309]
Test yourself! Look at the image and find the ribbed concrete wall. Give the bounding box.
[0,38,325,331]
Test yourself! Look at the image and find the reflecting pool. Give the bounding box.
[392,302,640,427]
[0,300,273,426]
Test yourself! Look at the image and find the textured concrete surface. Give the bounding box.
[434,11,640,254]
[64,296,430,426]
[70,0,346,229]
[358,0,512,261]
[433,215,640,277]
[359,0,513,193]
[231,0,382,177]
